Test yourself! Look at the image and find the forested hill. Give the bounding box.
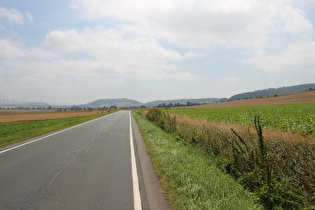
[229,83,315,101]
[85,98,142,107]
[145,98,227,106]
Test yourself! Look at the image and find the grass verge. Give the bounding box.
[133,110,262,210]
[142,109,315,209]
[0,111,115,147]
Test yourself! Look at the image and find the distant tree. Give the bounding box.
[71,106,82,111]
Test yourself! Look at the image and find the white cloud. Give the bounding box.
[0,7,24,24]
[167,72,201,81]
[183,52,206,59]
[71,0,314,50]
[44,29,87,51]
[0,7,33,24]
[221,77,240,82]
[68,0,315,76]
[1,26,200,96]
[43,27,199,80]
[246,42,315,73]
[44,27,182,61]
[0,39,26,58]
[1,1,314,103]
[24,12,33,21]
[0,39,57,60]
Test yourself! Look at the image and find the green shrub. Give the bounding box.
[144,109,315,209]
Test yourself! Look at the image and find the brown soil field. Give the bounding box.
[0,110,107,123]
[191,90,315,108]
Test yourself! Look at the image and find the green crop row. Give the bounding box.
[167,103,315,136]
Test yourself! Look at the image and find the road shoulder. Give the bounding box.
[131,114,171,210]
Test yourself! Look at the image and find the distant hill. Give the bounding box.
[79,83,315,108]
[229,83,315,101]
[84,98,143,108]
[145,98,227,106]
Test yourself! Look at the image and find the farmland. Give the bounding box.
[140,94,315,209]
[0,110,113,147]
[167,103,315,137]
[194,90,315,108]
[0,110,106,123]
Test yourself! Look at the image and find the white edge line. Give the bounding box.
[0,113,116,155]
[130,111,142,210]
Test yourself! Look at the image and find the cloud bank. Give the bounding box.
[0,0,314,103]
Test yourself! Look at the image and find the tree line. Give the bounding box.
[156,102,203,108]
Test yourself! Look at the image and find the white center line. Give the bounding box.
[129,112,142,210]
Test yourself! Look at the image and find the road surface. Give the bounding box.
[0,111,170,210]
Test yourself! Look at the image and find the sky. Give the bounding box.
[1,0,315,104]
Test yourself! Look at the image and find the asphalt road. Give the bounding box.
[0,111,170,210]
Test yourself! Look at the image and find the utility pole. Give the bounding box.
[1,93,4,105]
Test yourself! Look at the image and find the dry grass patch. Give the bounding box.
[173,114,315,145]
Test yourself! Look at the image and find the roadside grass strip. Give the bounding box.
[133,111,262,210]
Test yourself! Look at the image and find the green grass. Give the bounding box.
[143,108,315,209]
[167,103,315,136]
[0,112,114,147]
[133,110,262,210]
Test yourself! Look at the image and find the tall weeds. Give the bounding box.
[142,109,315,209]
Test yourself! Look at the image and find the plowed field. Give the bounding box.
[194,90,315,108]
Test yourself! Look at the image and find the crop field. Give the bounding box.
[0,110,106,123]
[142,102,315,208]
[167,103,315,137]
[194,90,315,108]
[0,110,113,147]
